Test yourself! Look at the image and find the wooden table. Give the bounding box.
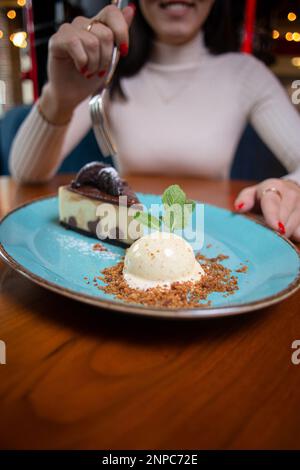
[0,175,299,450]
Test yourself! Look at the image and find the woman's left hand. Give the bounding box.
[234,178,300,241]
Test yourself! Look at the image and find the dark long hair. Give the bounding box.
[111,0,240,99]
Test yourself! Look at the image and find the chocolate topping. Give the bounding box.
[69,162,140,207]
[71,162,124,196]
[72,162,106,187]
[97,167,123,196]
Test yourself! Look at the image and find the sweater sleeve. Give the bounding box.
[9,98,91,183]
[240,55,300,184]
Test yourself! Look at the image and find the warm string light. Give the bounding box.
[10,31,28,48]
[283,31,300,42]
[292,32,300,42]
[291,57,300,68]
[288,12,297,22]
[273,30,300,42]
[4,1,27,48]
[273,11,300,42]
[7,10,17,20]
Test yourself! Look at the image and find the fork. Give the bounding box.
[89,0,124,159]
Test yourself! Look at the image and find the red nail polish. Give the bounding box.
[98,70,106,78]
[278,221,286,235]
[86,72,94,79]
[235,202,245,211]
[119,42,129,57]
[128,2,136,13]
[80,65,88,75]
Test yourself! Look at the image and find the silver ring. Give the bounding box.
[261,187,282,200]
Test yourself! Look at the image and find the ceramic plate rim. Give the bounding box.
[0,195,300,319]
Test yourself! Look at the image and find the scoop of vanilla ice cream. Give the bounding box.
[123,231,204,290]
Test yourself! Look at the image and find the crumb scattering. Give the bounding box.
[236,265,248,273]
[93,253,239,309]
[93,243,107,252]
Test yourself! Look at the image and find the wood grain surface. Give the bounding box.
[0,175,299,450]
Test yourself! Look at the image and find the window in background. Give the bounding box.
[0,0,28,114]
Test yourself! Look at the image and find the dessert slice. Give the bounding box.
[59,162,142,246]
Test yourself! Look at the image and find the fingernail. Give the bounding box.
[120,42,129,57]
[235,202,245,211]
[278,221,286,235]
[86,72,95,79]
[80,65,88,75]
[128,2,136,13]
[98,69,106,78]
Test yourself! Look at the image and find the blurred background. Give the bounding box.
[0,0,300,114]
[0,0,300,180]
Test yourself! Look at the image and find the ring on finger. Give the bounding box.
[86,19,103,33]
[261,187,282,200]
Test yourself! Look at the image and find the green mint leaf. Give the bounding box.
[163,202,196,231]
[186,199,196,213]
[162,184,186,207]
[163,204,186,231]
[134,211,161,231]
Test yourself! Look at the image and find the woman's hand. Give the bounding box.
[39,3,136,124]
[234,178,300,241]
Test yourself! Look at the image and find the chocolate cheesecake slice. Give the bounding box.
[59,162,142,246]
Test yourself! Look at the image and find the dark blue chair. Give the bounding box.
[230,125,286,181]
[0,105,113,176]
[0,106,33,175]
[0,105,287,180]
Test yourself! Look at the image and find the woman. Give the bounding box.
[9,0,300,240]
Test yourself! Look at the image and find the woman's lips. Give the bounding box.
[159,0,195,6]
[159,1,195,17]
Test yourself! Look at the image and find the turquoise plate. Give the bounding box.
[0,194,299,318]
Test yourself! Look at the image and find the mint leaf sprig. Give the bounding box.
[134,184,196,232]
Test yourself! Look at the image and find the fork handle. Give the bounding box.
[104,0,125,88]
[104,47,120,89]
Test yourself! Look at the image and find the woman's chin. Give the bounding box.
[156,27,199,45]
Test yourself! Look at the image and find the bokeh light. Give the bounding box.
[292,32,300,42]
[7,10,17,20]
[291,57,300,67]
[288,12,297,22]
[10,31,28,48]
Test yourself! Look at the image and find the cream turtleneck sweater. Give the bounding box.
[9,32,300,182]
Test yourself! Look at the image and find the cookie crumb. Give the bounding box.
[236,265,248,273]
[93,243,107,252]
[96,253,239,309]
